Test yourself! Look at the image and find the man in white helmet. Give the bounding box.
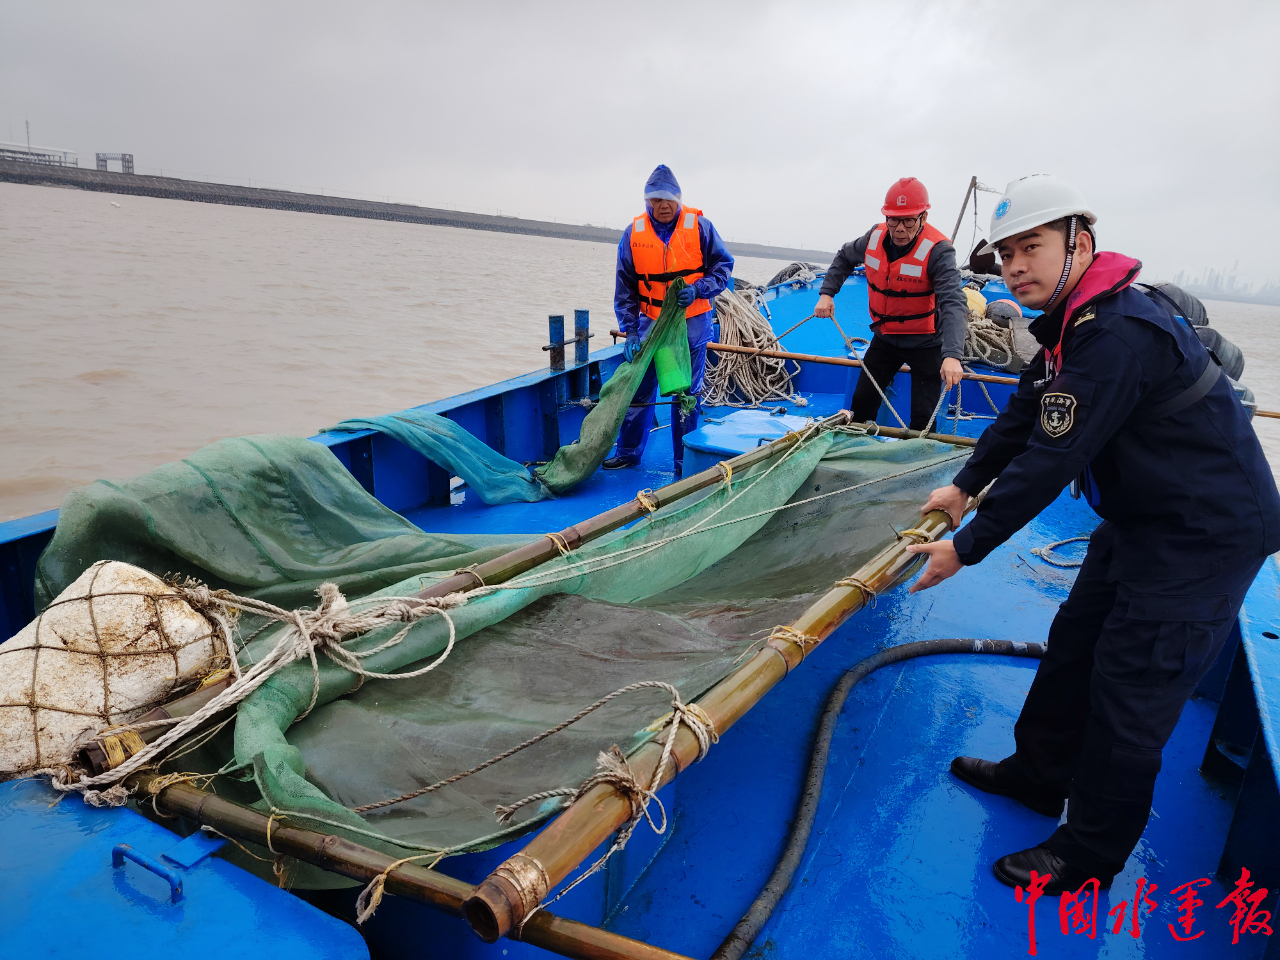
[903,175,1280,893]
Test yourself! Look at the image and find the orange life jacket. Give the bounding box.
[864,221,949,335]
[630,206,711,321]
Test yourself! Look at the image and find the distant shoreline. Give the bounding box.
[0,159,830,264]
[1196,292,1280,309]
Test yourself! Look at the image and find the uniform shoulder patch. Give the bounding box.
[1073,308,1096,327]
[1041,392,1077,438]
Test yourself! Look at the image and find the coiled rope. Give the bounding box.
[1031,536,1091,568]
[963,314,1021,370]
[702,286,800,408]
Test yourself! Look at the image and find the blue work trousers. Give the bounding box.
[614,341,707,469]
[1001,520,1263,877]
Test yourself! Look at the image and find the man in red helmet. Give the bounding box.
[816,177,967,430]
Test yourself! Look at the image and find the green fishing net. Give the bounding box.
[35,422,968,887]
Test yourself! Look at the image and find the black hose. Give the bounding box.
[710,638,1046,960]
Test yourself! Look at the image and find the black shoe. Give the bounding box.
[950,756,1065,818]
[994,845,1114,895]
[602,456,638,470]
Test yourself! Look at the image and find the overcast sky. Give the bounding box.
[4,1,1277,287]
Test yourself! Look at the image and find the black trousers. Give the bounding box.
[1002,521,1263,876]
[849,335,943,431]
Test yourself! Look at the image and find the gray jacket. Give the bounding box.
[819,227,968,359]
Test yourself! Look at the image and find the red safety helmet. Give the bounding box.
[881,177,930,217]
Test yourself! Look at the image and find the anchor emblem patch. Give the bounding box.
[1041,392,1077,438]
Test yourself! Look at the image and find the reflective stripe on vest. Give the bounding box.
[631,206,712,320]
[864,221,949,335]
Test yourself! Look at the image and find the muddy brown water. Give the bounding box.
[0,182,792,521]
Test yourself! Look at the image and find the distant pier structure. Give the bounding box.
[0,158,829,262]
[0,142,77,167]
[96,153,134,174]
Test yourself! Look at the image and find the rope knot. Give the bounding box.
[410,592,467,613]
[670,700,719,761]
[895,527,932,545]
[544,531,572,557]
[766,625,819,672]
[835,576,877,607]
[635,489,659,515]
[716,461,734,491]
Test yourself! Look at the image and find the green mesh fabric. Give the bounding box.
[34,435,534,611]
[33,419,969,888]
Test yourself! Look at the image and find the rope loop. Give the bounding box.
[1031,536,1090,568]
[766,625,819,672]
[635,489,659,515]
[544,531,571,557]
[355,852,446,925]
[717,460,734,492]
[895,527,932,545]
[835,576,878,608]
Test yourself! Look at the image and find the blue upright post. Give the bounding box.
[574,309,590,366]
[547,315,565,371]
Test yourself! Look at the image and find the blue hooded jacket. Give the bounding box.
[614,165,735,346]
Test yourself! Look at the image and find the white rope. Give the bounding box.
[916,377,953,438]
[1031,536,1090,568]
[43,583,467,804]
[963,313,1020,371]
[703,287,798,408]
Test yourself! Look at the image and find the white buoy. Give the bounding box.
[110,201,120,207]
[0,561,229,778]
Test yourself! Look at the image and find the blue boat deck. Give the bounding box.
[605,491,1269,959]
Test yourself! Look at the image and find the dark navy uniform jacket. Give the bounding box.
[951,252,1280,581]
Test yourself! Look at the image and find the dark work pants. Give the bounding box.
[849,335,944,431]
[1003,521,1263,877]
[614,341,707,470]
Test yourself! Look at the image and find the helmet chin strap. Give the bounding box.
[1041,215,1078,313]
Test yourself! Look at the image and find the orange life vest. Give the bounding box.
[864,221,949,335]
[630,206,711,321]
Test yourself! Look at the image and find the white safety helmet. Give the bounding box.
[978,174,1096,255]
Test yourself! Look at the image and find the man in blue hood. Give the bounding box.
[605,164,735,476]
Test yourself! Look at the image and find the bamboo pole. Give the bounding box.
[704,341,1020,386]
[410,410,855,602]
[128,772,693,960]
[463,502,969,942]
[864,424,978,447]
